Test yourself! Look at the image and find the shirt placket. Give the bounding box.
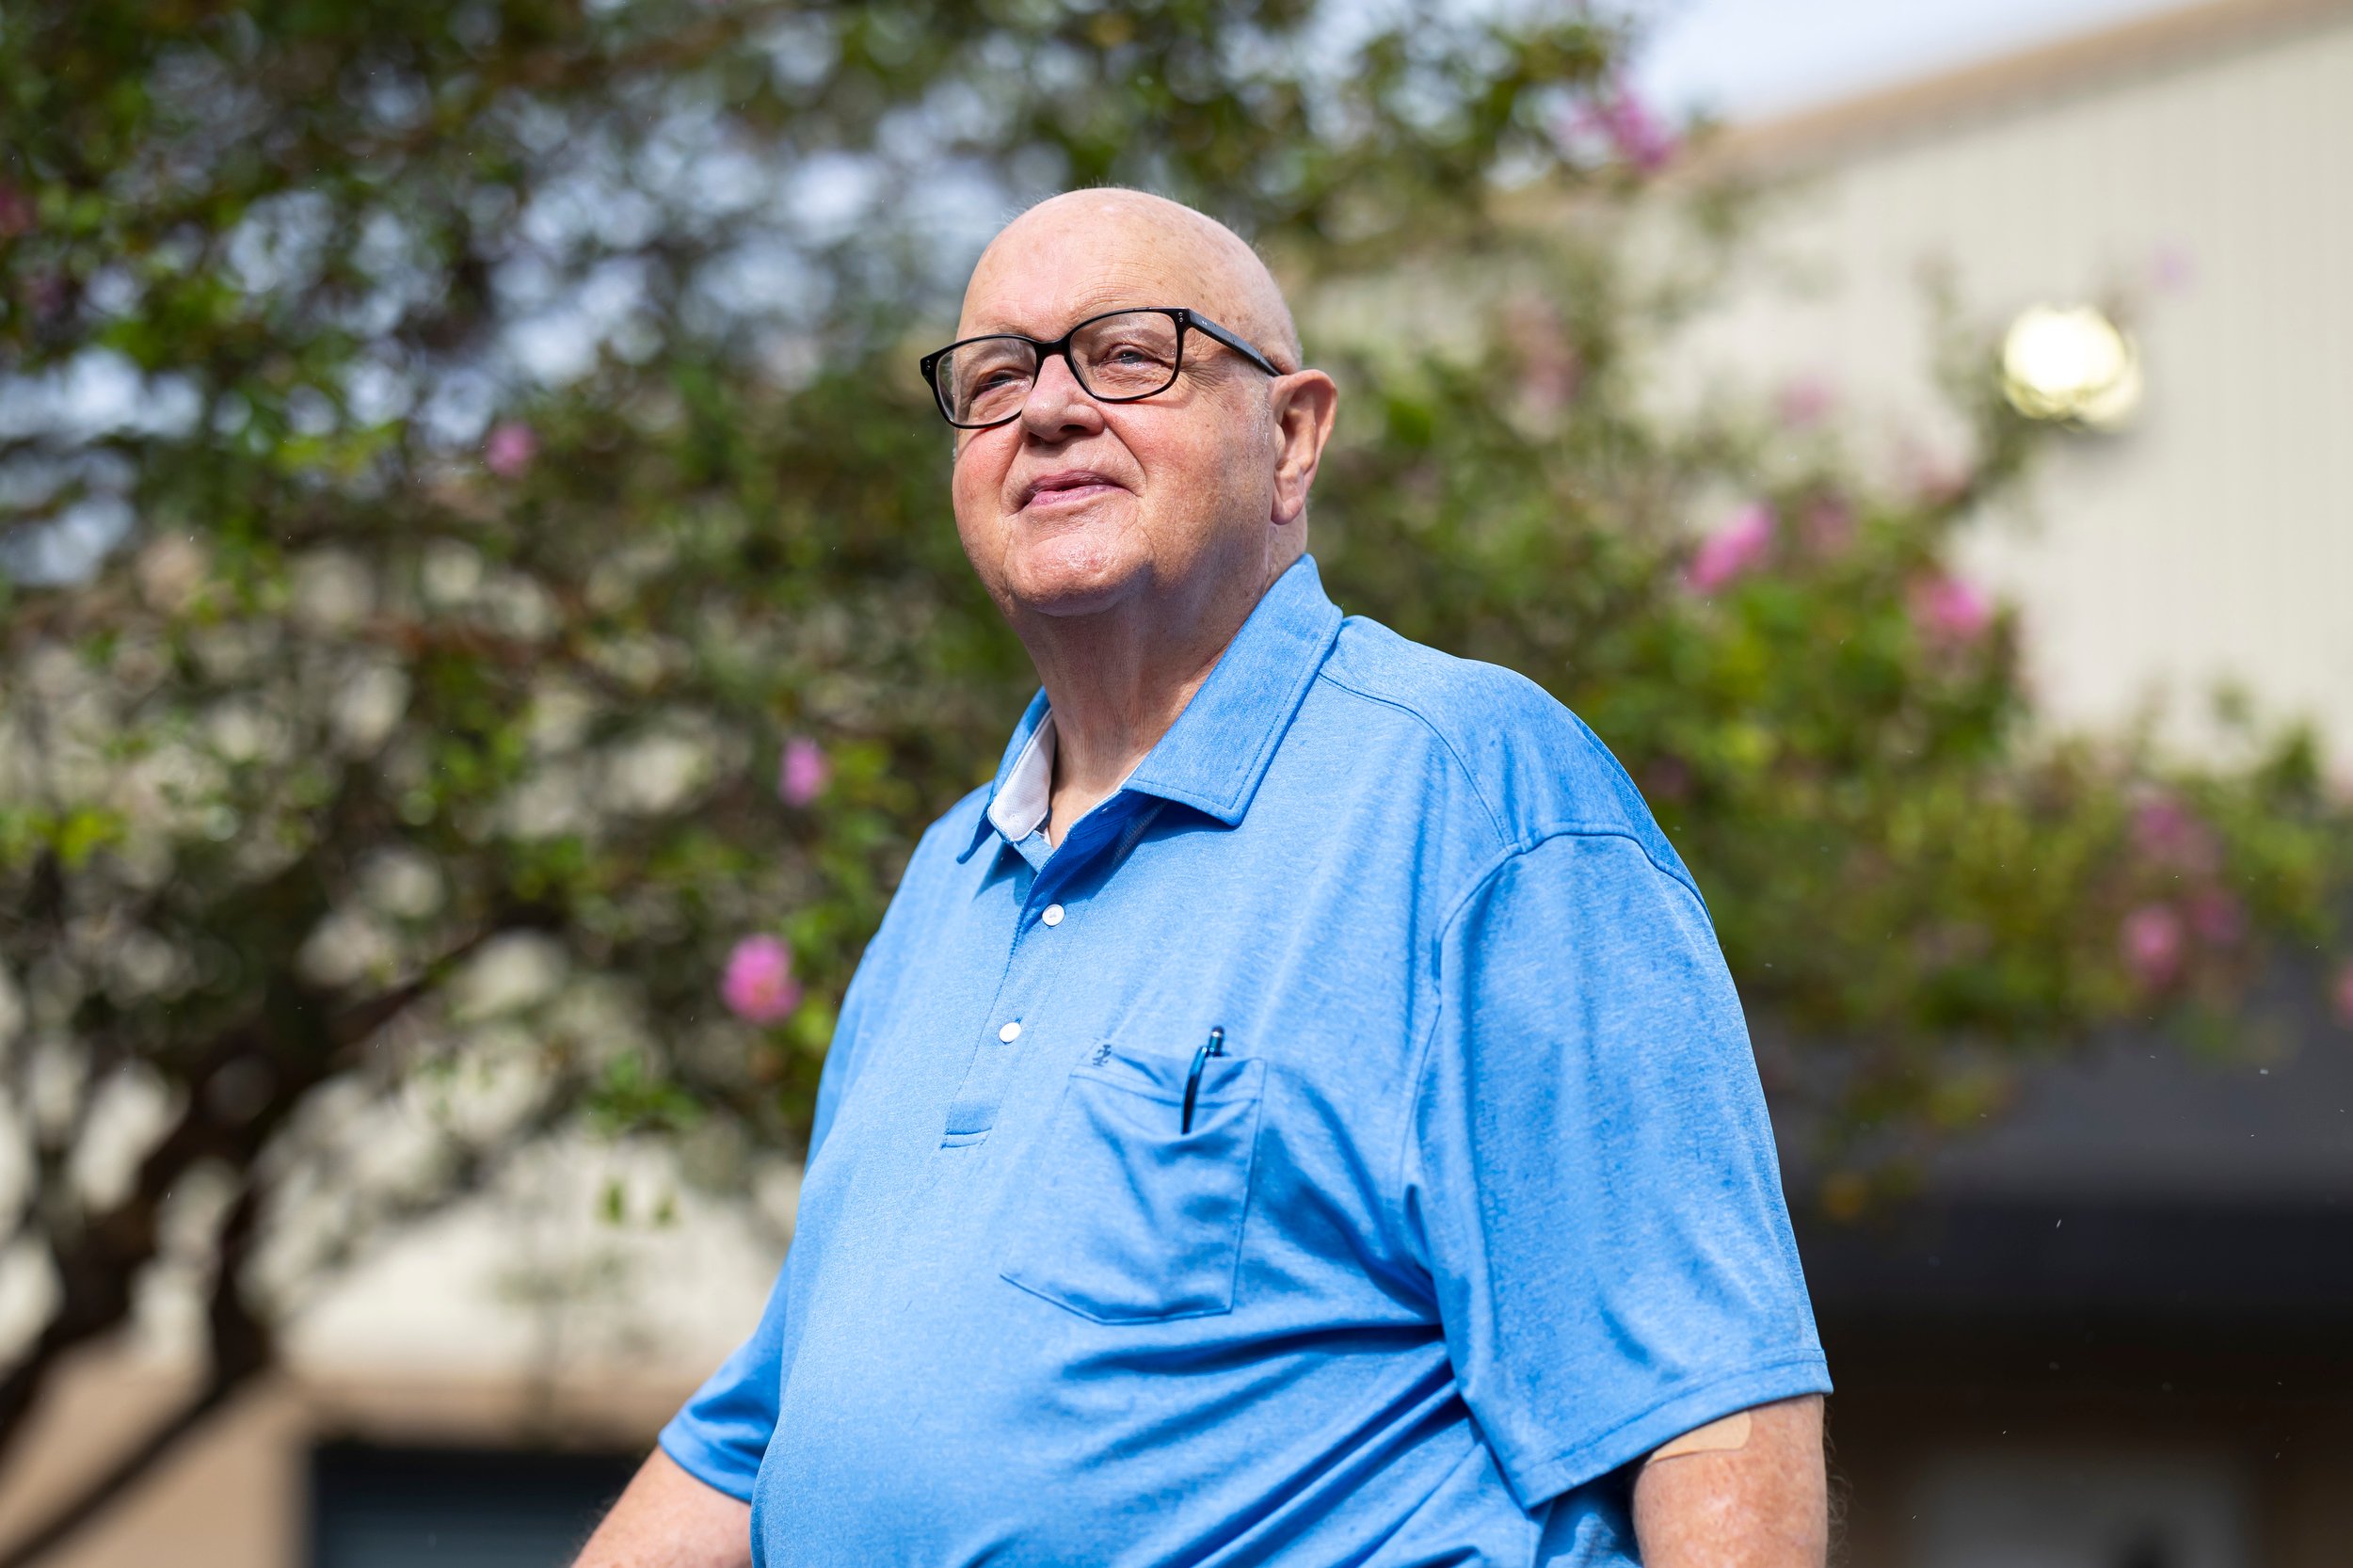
[938,796,1162,1146]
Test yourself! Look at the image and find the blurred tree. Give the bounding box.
[0,0,1618,1550]
[0,0,2345,1557]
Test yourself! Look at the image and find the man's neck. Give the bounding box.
[1019,552,1291,845]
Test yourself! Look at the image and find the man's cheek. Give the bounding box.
[951,471,1004,540]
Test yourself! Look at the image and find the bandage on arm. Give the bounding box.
[1648,1408,1752,1462]
[1632,1397,1827,1568]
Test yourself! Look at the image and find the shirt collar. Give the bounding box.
[988,710,1179,850]
[959,554,1344,862]
[985,710,1057,844]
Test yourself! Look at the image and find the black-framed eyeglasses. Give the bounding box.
[919,307,1284,430]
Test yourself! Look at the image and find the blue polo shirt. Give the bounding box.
[662,555,1828,1566]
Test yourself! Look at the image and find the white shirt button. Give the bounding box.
[998,1020,1022,1043]
[1041,904,1065,927]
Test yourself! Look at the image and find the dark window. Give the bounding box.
[310,1443,641,1568]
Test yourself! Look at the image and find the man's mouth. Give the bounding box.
[1018,471,1123,510]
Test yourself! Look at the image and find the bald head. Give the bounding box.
[960,189,1302,371]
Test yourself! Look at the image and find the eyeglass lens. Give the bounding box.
[936,311,1182,425]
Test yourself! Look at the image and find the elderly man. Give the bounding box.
[576,189,1830,1568]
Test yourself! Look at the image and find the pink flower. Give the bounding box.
[2119,904,2185,991]
[1686,504,1775,594]
[2187,888,2245,947]
[1776,376,1835,428]
[484,421,538,477]
[1516,349,1582,418]
[2331,961,2353,1030]
[1906,451,1970,506]
[1801,497,1854,556]
[1910,574,1993,643]
[720,935,800,1024]
[2132,795,2219,875]
[778,736,830,806]
[1570,80,1679,173]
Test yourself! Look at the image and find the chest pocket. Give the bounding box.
[998,1043,1266,1323]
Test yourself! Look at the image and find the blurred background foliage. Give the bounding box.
[1,0,2348,1529]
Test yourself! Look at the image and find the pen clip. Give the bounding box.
[1180,1026,1225,1135]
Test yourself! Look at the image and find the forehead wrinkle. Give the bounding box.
[961,268,1181,340]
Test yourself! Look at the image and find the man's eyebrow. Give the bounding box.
[959,308,1112,339]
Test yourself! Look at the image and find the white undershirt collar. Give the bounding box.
[985,712,1143,850]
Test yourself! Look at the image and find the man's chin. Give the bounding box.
[1001,529,1146,619]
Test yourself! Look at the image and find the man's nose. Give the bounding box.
[1018,351,1106,440]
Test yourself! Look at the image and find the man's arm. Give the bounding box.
[1631,1396,1827,1568]
[571,1447,752,1568]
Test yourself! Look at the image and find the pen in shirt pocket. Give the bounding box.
[1180,1026,1225,1135]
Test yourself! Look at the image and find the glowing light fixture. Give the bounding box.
[1999,304,2142,429]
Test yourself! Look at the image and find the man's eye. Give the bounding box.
[1102,343,1168,365]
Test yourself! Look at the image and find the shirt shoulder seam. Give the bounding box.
[1314,666,1512,849]
[1385,823,1713,1240]
[1439,823,1706,947]
[1314,666,1703,905]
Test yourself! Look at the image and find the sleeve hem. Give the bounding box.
[1497,1352,1834,1510]
[657,1422,760,1505]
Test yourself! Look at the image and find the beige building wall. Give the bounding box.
[1680,0,2353,765]
[0,1136,783,1568]
[0,1353,690,1568]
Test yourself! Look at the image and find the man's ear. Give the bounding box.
[1268,370,1339,530]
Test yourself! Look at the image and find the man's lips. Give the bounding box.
[1017,470,1124,510]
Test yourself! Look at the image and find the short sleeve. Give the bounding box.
[657,1256,792,1500]
[656,948,877,1498]
[1404,831,1830,1509]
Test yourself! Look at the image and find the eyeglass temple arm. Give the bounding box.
[1182,312,1286,377]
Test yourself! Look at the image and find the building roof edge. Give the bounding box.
[1695,0,2353,172]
